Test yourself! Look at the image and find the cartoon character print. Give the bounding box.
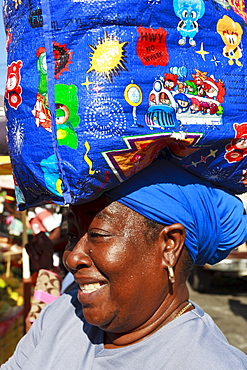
[159,92,171,106]
[32,93,51,131]
[164,73,178,90]
[177,81,187,93]
[32,46,80,149]
[216,15,243,66]
[191,70,226,103]
[191,69,207,86]
[53,42,73,79]
[32,47,50,131]
[190,97,200,114]
[149,93,157,105]
[225,123,247,163]
[36,47,48,97]
[185,80,198,95]
[145,67,225,129]
[200,101,210,114]
[55,84,80,149]
[203,77,225,103]
[174,93,192,113]
[210,102,219,115]
[5,60,23,109]
[173,0,205,46]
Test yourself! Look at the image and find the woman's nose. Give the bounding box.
[63,240,92,273]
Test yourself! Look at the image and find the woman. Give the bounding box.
[2,157,247,369]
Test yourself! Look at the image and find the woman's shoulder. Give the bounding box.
[163,302,247,369]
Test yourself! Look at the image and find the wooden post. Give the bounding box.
[21,210,31,334]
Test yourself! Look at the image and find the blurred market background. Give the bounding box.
[0,10,246,366]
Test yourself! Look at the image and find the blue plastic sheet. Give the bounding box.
[3,0,247,209]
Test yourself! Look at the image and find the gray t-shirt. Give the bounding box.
[2,290,247,370]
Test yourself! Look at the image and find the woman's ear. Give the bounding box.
[158,223,186,268]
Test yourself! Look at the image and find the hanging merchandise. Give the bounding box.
[3,0,247,210]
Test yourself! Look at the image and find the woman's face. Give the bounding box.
[63,197,167,334]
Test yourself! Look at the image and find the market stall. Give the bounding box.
[0,226,24,364]
[0,155,29,364]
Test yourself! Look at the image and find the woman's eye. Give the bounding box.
[89,231,110,238]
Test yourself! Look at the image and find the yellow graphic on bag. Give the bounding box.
[216,15,243,66]
[87,33,128,81]
[84,141,96,175]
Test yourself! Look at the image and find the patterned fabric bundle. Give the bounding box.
[28,269,61,323]
[3,0,247,209]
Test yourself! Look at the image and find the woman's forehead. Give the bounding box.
[68,199,147,239]
[69,197,138,221]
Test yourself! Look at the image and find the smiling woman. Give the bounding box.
[2,157,247,369]
[63,198,177,339]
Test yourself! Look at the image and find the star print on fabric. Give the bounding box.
[92,82,104,93]
[209,149,218,157]
[211,55,220,67]
[196,43,209,61]
[185,149,219,168]
[81,76,93,90]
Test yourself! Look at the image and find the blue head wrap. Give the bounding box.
[106,156,247,265]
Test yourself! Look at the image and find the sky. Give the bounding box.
[0,12,6,97]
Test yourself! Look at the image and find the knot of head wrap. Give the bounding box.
[106,157,247,265]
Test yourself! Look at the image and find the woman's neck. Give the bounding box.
[104,282,190,349]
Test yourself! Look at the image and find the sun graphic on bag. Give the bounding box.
[87,33,128,81]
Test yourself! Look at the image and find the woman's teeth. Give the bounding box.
[80,283,102,293]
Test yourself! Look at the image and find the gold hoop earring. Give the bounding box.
[168,265,175,284]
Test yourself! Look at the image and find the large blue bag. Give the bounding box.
[3,0,247,209]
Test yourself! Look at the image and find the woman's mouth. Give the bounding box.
[77,281,107,305]
[79,282,104,293]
